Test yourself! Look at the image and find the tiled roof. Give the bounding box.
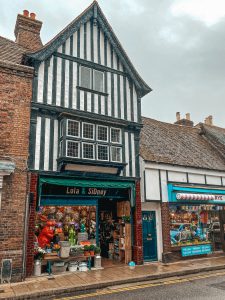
[0,36,27,64]
[200,123,225,160]
[140,117,225,171]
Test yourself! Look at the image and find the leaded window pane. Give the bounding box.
[97,145,109,161]
[67,120,79,137]
[83,123,94,139]
[83,143,94,159]
[111,146,122,162]
[80,66,91,89]
[111,128,121,143]
[67,141,79,158]
[97,126,108,142]
[93,70,104,92]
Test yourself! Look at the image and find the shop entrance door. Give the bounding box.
[142,211,157,261]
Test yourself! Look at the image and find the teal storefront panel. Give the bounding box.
[181,244,212,257]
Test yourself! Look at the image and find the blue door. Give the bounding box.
[142,211,157,261]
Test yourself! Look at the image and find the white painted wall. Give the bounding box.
[145,169,160,201]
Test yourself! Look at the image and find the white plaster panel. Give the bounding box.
[206,175,222,185]
[131,133,136,177]
[100,28,105,65]
[188,173,205,184]
[120,75,124,120]
[86,21,91,61]
[168,171,187,183]
[223,178,225,186]
[87,92,92,112]
[56,57,62,106]
[107,40,111,68]
[65,38,70,55]
[100,96,105,115]
[114,74,118,118]
[72,62,77,109]
[64,60,69,108]
[34,117,42,170]
[80,23,84,59]
[37,62,44,103]
[80,90,85,111]
[44,118,50,171]
[126,78,131,121]
[47,56,53,105]
[145,169,160,201]
[107,72,111,116]
[125,132,130,177]
[72,31,77,57]
[160,170,169,202]
[94,94,98,114]
[53,120,58,171]
[93,24,98,63]
[133,86,138,122]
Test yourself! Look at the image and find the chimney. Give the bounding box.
[174,112,194,127]
[204,115,213,126]
[14,10,43,51]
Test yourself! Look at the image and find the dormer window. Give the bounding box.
[80,66,104,93]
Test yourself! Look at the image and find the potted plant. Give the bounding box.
[84,245,90,256]
[122,216,131,223]
[89,244,95,256]
[34,247,46,276]
[95,246,101,255]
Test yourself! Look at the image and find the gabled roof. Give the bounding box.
[24,1,151,97]
[0,36,27,64]
[199,123,225,160]
[141,117,225,171]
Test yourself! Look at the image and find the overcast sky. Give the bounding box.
[0,0,225,127]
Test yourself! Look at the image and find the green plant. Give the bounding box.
[122,216,130,223]
[84,245,90,251]
[89,244,95,251]
[95,246,101,254]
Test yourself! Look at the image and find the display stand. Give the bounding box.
[113,223,131,264]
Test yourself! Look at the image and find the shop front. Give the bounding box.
[33,176,134,274]
[168,184,225,258]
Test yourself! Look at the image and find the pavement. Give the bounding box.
[1,255,225,300]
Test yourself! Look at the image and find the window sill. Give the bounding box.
[77,86,109,97]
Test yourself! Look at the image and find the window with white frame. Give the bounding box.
[93,70,104,93]
[97,144,109,161]
[111,146,122,162]
[111,128,121,144]
[80,66,91,89]
[67,140,79,158]
[82,143,94,159]
[83,123,94,140]
[67,120,79,137]
[97,125,108,142]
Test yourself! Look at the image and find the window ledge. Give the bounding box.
[77,86,108,97]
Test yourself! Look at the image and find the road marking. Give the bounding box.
[56,270,225,299]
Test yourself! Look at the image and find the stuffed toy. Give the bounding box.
[38,220,56,248]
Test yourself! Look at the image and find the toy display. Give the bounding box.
[35,205,96,250]
[170,204,223,248]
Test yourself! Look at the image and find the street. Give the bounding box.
[55,270,225,300]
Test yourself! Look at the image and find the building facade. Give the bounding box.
[24,1,151,276]
[140,116,225,262]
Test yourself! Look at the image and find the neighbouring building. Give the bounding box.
[23,1,151,276]
[140,114,225,262]
[0,31,36,280]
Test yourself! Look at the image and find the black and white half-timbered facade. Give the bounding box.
[25,1,151,269]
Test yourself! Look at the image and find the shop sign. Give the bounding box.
[181,244,212,257]
[176,193,225,201]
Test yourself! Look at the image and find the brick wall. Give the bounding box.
[26,173,38,277]
[0,62,33,282]
[161,202,171,254]
[133,180,143,265]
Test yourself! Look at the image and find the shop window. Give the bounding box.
[170,204,224,250]
[82,123,94,140]
[111,128,121,144]
[67,120,79,137]
[80,66,91,90]
[66,140,79,158]
[93,70,104,93]
[97,144,109,161]
[82,142,95,160]
[97,125,108,142]
[111,146,122,162]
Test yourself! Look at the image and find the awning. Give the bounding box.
[39,177,136,207]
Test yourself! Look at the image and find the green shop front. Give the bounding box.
[34,176,134,272]
[168,184,225,259]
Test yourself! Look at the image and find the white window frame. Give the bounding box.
[93,69,104,93]
[66,140,80,158]
[67,119,80,138]
[96,125,108,142]
[110,127,122,144]
[82,142,95,160]
[97,144,109,161]
[80,66,91,90]
[111,146,122,163]
[82,122,95,140]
